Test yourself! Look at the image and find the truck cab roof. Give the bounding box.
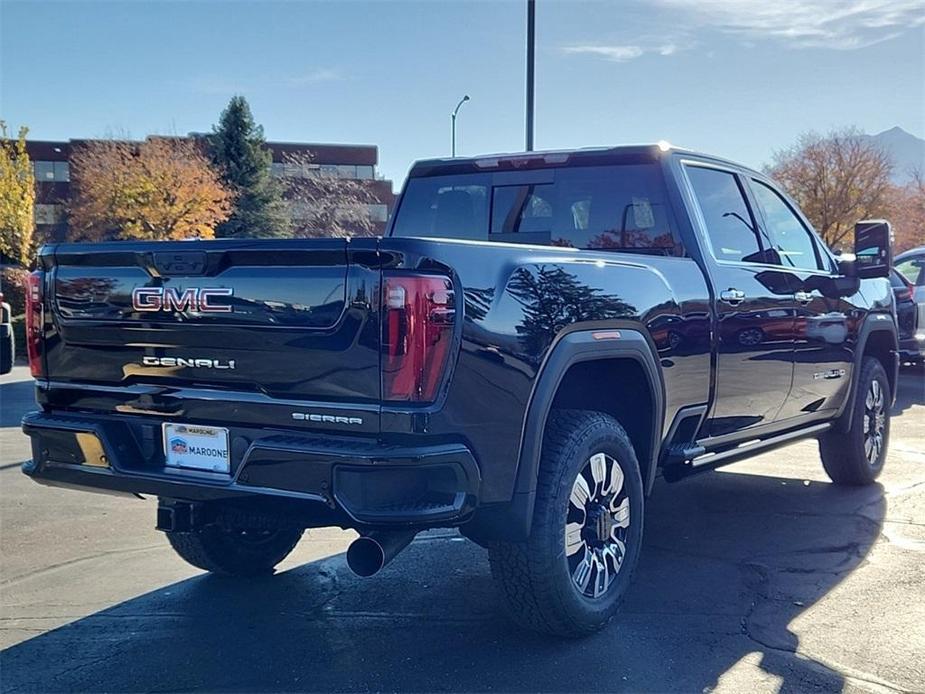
[408,144,763,179]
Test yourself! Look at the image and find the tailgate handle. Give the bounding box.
[152,252,208,276]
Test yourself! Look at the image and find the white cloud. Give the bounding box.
[654,0,925,49]
[562,45,644,62]
[562,0,922,63]
[180,68,344,95]
[282,68,343,86]
[562,41,684,62]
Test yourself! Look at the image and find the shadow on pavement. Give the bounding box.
[0,379,35,428]
[0,469,885,693]
[892,364,924,416]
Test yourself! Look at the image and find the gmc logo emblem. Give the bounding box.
[132,287,233,313]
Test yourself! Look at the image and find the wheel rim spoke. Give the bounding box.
[565,522,584,556]
[572,548,594,593]
[589,453,607,494]
[610,497,630,528]
[570,473,591,510]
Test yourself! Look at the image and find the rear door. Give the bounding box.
[682,162,797,437]
[42,238,382,429]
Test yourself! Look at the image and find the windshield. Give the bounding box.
[391,164,683,256]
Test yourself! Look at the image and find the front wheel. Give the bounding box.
[488,410,644,637]
[819,356,891,485]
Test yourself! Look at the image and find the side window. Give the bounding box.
[750,181,823,271]
[686,165,763,263]
[550,165,681,255]
[896,258,925,287]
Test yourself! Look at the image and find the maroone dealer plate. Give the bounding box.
[163,423,230,474]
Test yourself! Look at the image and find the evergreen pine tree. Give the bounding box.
[208,96,289,238]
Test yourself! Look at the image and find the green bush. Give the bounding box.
[1,266,29,316]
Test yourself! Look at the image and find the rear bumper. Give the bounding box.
[21,411,480,528]
[898,333,925,361]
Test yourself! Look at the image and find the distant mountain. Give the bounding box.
[859,127,925,185]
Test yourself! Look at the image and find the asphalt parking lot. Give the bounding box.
[1,364,923,693]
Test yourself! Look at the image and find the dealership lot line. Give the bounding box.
[1,365,923,693]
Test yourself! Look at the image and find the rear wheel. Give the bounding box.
[819,356,891,485]
[166,524,304,576]
[488,410,644,637]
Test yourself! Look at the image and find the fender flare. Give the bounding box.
[835,313,898,434]
[465,326,665,543]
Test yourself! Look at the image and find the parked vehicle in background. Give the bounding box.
[20,145,898,637]
[1,293,14,375]
[894,247,925,364]
[891,269,919,364]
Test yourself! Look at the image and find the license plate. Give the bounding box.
[163,423,230,474]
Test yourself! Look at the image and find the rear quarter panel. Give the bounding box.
[379,238,712,503]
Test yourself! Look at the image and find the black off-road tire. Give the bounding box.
[166,525,304,576]
[488,409,644,637]
[819,356,891,486]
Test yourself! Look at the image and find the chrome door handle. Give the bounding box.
[720,288,745,305]
[794,290,813,304]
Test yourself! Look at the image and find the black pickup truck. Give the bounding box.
[21,145,898,636]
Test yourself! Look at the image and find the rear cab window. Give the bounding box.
[391,163,684,256]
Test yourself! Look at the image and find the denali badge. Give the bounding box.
[142,356,236,369]
[292,412,364,425]
[132,287,233,313]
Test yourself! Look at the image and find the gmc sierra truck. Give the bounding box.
[21,145,898,637]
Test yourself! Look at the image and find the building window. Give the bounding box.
[356,165,374,180]
[337,165,357,179]
[33,161,69,182]
[34,161,55,181]
[35,204,65,225]
[366,204,389,223]
[270,162,286,177]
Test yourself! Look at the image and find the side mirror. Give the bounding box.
[853,220,892,279]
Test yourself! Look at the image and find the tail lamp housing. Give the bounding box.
[382,274,455,402]
[25,270,44,378]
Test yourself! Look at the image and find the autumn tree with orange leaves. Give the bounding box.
[69,137,233,241]
[765,127,894,252]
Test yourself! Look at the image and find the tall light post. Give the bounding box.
[525,0,535,151]
[451,95,470,157]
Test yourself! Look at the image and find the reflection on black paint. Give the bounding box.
[507,265,636,354]
[463,286,495,323]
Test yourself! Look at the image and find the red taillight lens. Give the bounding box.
[382,274,455,402]
[896,287,912,301]
[25,270,44,378]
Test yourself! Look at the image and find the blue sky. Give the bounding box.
[2,0,922,187]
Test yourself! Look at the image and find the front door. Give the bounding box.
[745,177,853,419]
[684,163,797,437]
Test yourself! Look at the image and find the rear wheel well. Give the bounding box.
[549,358,655,486]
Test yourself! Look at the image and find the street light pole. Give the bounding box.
[525,0,535,151]
[451,95,470,157]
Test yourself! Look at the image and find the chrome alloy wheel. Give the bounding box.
[863,379,886,465]
[565,452,630,598]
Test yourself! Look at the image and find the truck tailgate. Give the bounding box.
[40,238,382,421]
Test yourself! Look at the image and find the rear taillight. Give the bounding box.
[382,274,455,402]
[896,287,913,301]
[25,270,44,378]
